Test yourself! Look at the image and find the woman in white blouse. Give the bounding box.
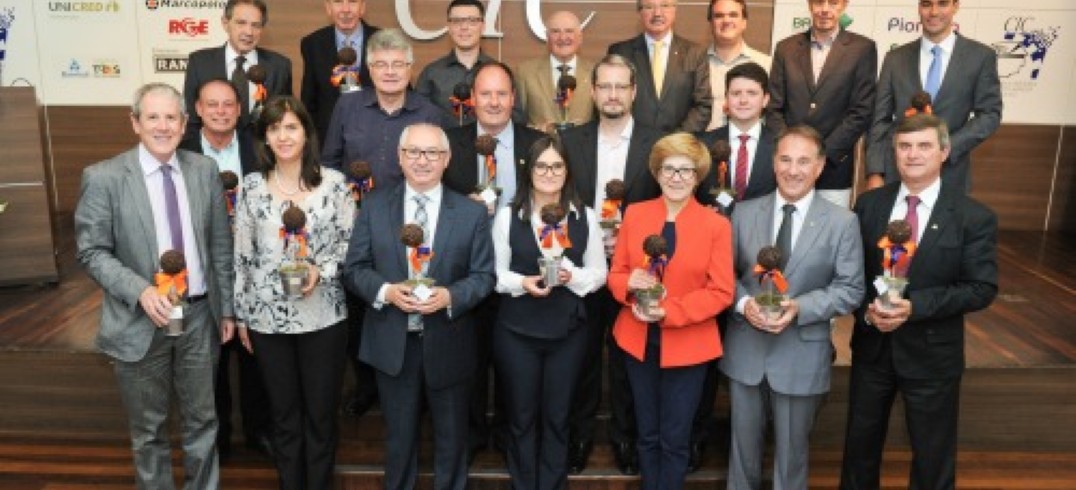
[491,136,608,489]
[233,96,354,490]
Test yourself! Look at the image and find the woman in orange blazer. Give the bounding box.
[608,132,734,489]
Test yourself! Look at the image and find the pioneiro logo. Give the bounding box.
[169,18,210,37]
[146,0,227,11]
[62,59,90,77]
[993,16,1059,81]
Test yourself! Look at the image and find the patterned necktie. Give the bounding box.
[232,55,249,116]
[160,165,185,253]
[409,194,430,331]
[905,195,921,244]
[734,134,750,200]
[775,204,795,269]
[925,45,943,101]
[652,40,666,96]
[557,64,570,76]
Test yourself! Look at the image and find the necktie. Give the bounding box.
[905,195,921,244]
[232,55,249,116]
[160,165,185,253]
[734,134,750,200]
[557,64,570,76]
[775,204,795,269]
[652,40,666,96]
[924,45,943,101]
[409,194,430,331]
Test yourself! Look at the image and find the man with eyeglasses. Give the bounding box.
[559,53,663,476]
[767,0,877,209]
[515,10,595,132]
[417,0,525,127]
[705,0,771,130]
[321,28,446,187]
[300,0,380,142]
[607,0,712,133]
[183,0,292,138]
[344,122,495,490]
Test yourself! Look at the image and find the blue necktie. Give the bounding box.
[925,45,943,100]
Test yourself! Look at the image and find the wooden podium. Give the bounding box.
[0,87,58,285]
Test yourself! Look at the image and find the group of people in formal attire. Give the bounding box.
[73,0,1002,489]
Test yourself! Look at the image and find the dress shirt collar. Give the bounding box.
[225,42,258,66]
[707,40,751,65]
[810,28,839,48]
[599,116,634,146]
[897,177,942,212]
[200,130,238,153]
[138,144,180,176]
[645,32,673,48]
[335,25,364,51]
[446,49,490,68]
[775,189,815,216]
[729,120,762,142]
[550,55,577,71]
[405,182,444,207]
[921,31,957,57]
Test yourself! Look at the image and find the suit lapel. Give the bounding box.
[211,45,228,79]
[430,192,458,278]
[537,57,555,110]
[632,36,658,102]
[814,32,849,92]
[784,195,828,277]
[461,125,479,188]
[796,33,817,93]
[936,35,968,104]
[909,183,955,278]
[178,154,207,265]
[123,150,159,261]
[624,126,651,202]
[753,195,776,258]
[390,185,408,276]
[578,123,600,206]
[746,127,774,197]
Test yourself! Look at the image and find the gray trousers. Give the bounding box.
[113,299,220,490]
[727,378,823,490]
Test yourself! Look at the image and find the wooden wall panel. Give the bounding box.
[1048,126,1076,233]
[971,125,1060,231]
[47,107,136,214]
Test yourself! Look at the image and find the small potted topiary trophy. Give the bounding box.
[474,134,501,206]
[346,160,374,208]
[156,249,188,336]
[220,170,239,232]
[707,139,735,214]
[278,204,310,300]
[600,179,626,231]
[536,202,572,288]
[401,223,435,301]
[554,74,577,131]
[332,47,362,93]
[877,219,916,309]
[752,245,789,324]
[635,234,668,316]
[247,64,268,121]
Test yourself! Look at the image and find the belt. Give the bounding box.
[188,294,207,303]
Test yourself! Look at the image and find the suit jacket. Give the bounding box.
[608,34,712,133]
[343,183,495,389]
[608,198,734,368]
[515,56,596,129]
[559,120,662,208]
[866,35,1002,190]
[177,129,258,176]
[694,124,778,211]
[851,181,997,379]
[300,23,380,142]
[443,123,545,196]
[719,193,864,395]
[183,44,293,136]
[75,148,234,362]
[766,29,877,190]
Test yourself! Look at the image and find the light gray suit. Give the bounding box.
[76,147,234,489]
[719,193,863,490]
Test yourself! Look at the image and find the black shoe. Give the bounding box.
[687,441,705,473]
[611,441,638,476]
[567,440,592,474]
[344,395,374,417]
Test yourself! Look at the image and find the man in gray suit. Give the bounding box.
[75,83,235,489]
[720,125,864,490]
[343,123,496,490]
[866,0,1002,192]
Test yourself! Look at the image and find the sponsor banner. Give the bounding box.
[0,0,43,89]
[136,0,226,88]
[772,0,1076,124]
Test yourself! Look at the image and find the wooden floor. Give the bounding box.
[1,221,1074,488]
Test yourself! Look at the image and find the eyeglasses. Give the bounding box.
[533,163,567,176]
[401,147,448,161]
[639,2,676,12]
[659,166,697,180]
[594,83,633,93]
[369,61,411,71]
[448,16,482,26]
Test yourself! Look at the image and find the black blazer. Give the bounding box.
[607,34,712,133]
[183,44,293,136]
[443,123,545,196]
[851,180,997,379]
[300,23,380,142]
[694,124,777,212]
[343,183,495,389]
[766,29,877,189]
[558,120,662,208]
[177,129,258,176]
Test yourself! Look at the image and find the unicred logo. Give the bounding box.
[169,17,209,36]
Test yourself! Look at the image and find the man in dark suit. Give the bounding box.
[866,0,1002,192]
[75,83,235,489]
[300,0,379,142]
[344,123,495,490]
[558,53,661,475]
[177,78,269,461]
[183,0,293,137]
[607,0,712,133]
[766,0,876,209]
[841,114,998,490]
[443,61,543,461]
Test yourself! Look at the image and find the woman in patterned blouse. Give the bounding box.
[233,95,354,490]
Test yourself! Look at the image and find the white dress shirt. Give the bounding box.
[919,32,957,91]
[595,117,635,205]
[138,145,206,296]
[890,177,941,242]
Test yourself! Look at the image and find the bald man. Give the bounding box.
[516,11,596,132]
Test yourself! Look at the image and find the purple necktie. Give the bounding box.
[161,165,185,252]
[905,195,920,243]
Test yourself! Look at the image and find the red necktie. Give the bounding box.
[734,134,750,200]
[905,195,921,243]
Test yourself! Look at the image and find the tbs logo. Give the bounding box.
[169,17,209,36]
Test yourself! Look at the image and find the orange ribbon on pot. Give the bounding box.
[253,83,267,103]
[155,270,188,297]
[279,228,309,258]
[600,199,622,219]
[409,246,433,274]
[539,222,572,249]
[752,265,788,293]
[904,103,933,117]
[878,237,916,274]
